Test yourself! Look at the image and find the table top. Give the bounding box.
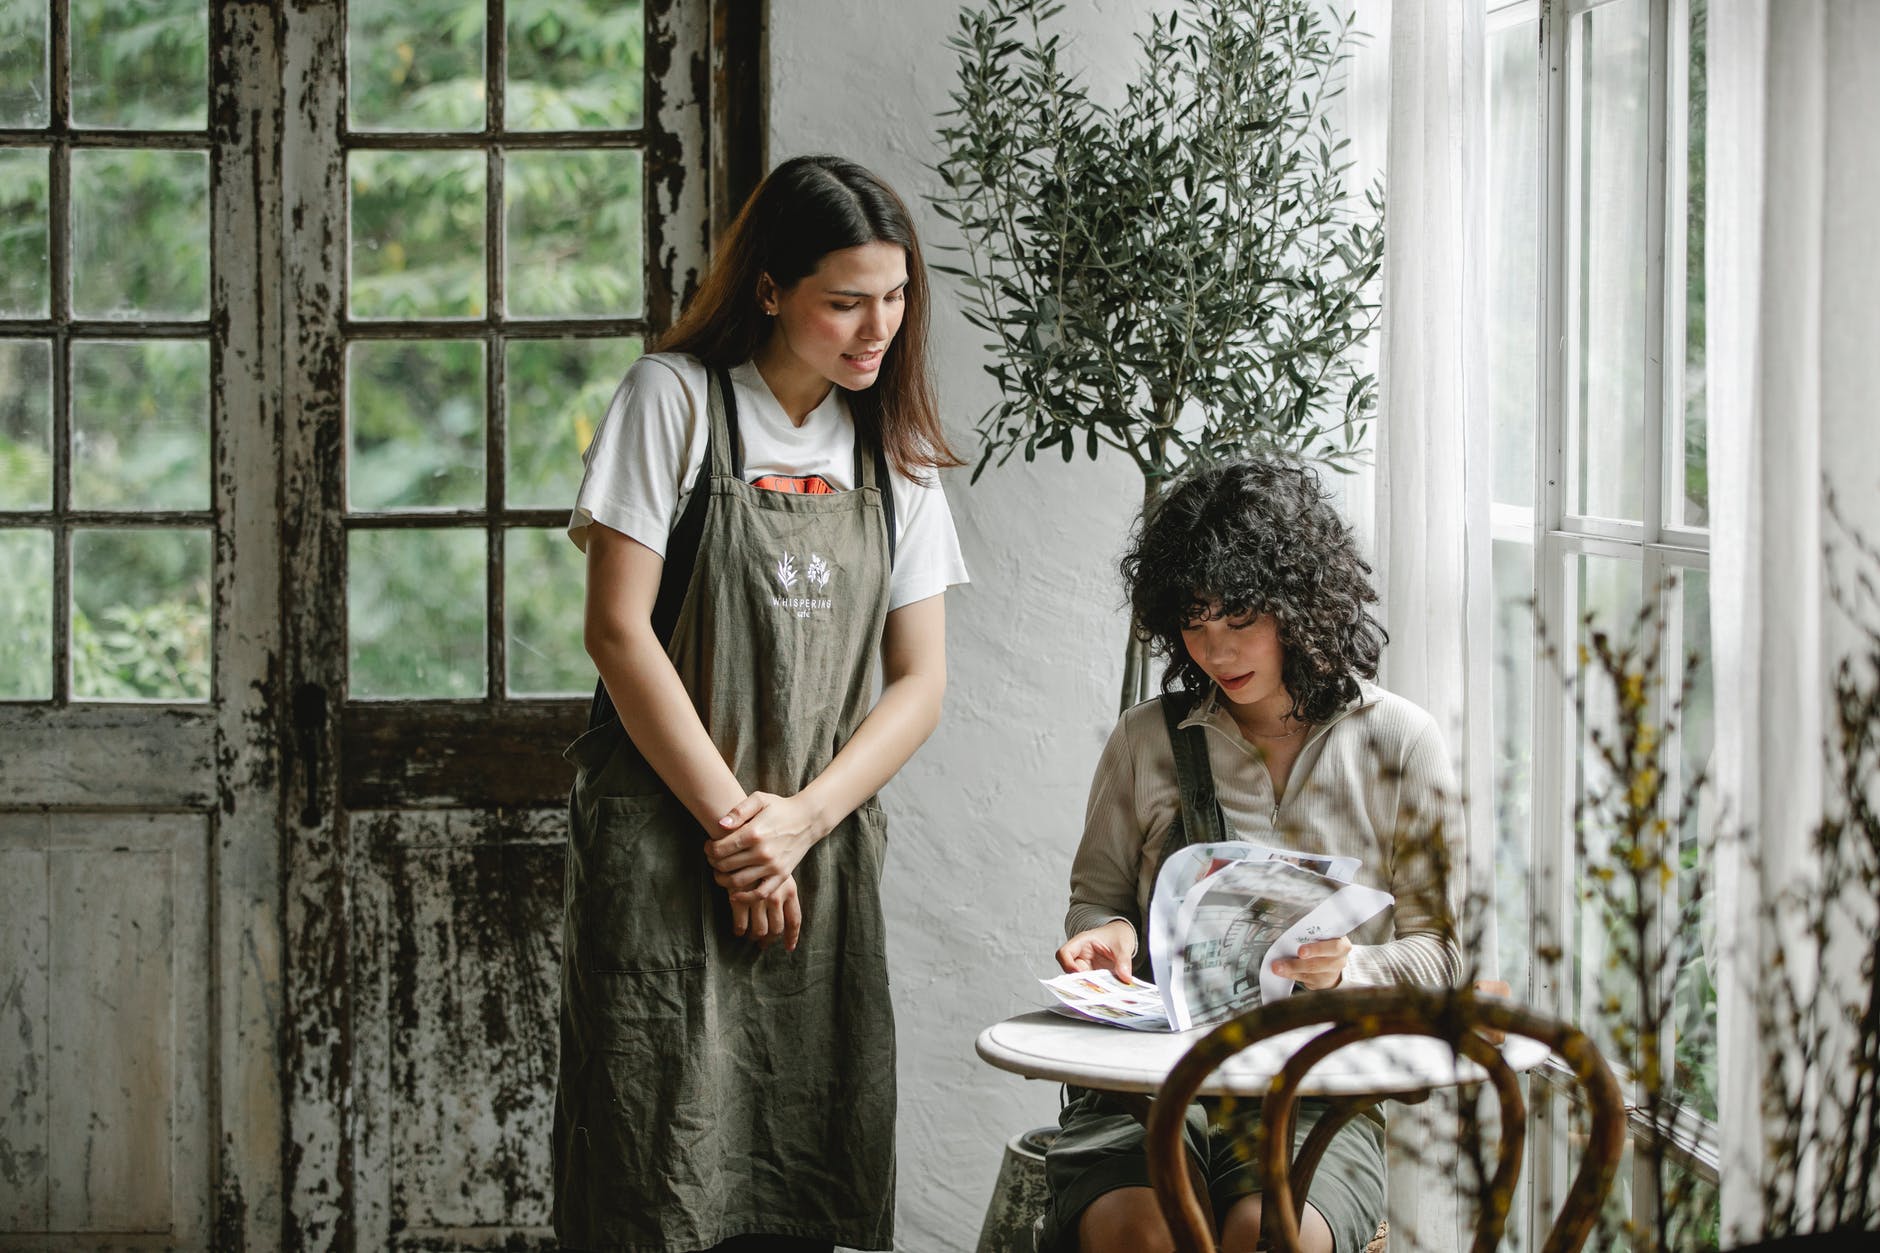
[976,1010,1552,1100]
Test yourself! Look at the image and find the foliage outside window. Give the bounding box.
[0,1,654,704]
[0,0,215,703]
[342,0,647,702]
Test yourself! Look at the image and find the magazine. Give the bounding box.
[1043,841,1392,1032]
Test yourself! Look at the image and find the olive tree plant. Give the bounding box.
[930,0,1386,707]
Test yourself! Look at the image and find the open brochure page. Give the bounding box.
[1163,859,1389,1029]
[1145,841,1391,1031]
[1041,842,1392,1031]
[1039,969,1170,1031]
[1148,841,1358,994]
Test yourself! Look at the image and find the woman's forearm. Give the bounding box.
[797,594,948,835]
[797,668,944,834]
[587,618,747,832]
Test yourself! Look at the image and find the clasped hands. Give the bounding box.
[703,790,829,954]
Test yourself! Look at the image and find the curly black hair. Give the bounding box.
[1121,456,1387,724]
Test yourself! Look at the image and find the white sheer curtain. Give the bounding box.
[1361,0,1492,961]
[1709,0,1880,1238]
[1350,0,1490,1248]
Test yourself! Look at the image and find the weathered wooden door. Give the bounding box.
[2,1,755,1247]
[1,1,285,1246]
[277,1,755,1248]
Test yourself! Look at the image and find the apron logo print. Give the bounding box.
[771,550,834,618]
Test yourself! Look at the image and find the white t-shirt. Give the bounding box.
[569,353,970,611]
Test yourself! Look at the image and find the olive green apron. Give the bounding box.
[553,367,897,1252]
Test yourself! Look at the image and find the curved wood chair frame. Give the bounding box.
[1144,986,1626,1253]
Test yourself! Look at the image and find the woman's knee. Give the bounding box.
[1219,1195,1334,1253]
[1078,1186,1175,1253]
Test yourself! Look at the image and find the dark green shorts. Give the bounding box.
[1037,1087,1387,1253]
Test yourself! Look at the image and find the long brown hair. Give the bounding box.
[657,154,963,479]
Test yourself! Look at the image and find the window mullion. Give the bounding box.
[1641,0,1671,555]
[1634,0,1675,1228]
[1529,0,1576,1233]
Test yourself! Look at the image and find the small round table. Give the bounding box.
[978,1009,1551,1110]
[976,1009,1553,1243]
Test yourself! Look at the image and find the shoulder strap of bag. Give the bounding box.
[1159,690,1231,855]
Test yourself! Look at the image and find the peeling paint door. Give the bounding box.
[277,2,756,1249]
[0,1,286,1247]
[2,0,755,1248]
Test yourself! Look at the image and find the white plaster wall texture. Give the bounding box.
[766,2,1162,1247]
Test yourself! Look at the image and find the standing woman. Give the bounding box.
[554,155,968,1252]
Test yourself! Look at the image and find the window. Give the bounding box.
[0,0,215,705]
[1485,0,1717,1244]
[340,0,652,705]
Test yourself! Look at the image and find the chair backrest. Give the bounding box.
[1144,985,1626,1253]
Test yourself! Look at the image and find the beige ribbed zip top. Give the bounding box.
[1064,680,1465,989]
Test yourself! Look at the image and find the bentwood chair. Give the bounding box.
[1144,985,1627,1253]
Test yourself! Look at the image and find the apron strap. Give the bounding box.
[873,443,897,566]
[853,422,898,567]
[711,364,742,478]
[587,366,736,732]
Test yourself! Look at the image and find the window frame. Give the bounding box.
[281,0,762,815]
[1485,0,1721,1240]
[0,3,219,714]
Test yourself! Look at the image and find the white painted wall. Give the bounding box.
[766,3,1161,1248]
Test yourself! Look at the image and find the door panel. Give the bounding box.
[350,809,564,1250]
[0,813,211,1248]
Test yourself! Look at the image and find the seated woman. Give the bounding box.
[1039,456,1464,1253]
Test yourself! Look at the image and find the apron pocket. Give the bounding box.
[585,793,708,974]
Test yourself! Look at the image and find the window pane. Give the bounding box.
[1680,0,1709,527]
[1667,1154,1722,1250]
[347,339,485,510]
[1674,568,1716,1121]
[0,0,49,128]
[1488,17,1540,509]
[0,338,52,510]
[505,526,585,695]
[0,147,50,317]
[71,339,210,511]
[71,526,211,701]
[0,528,52,699]
[1572,0,1649,522]
[348,527,486,698]
[71,148,211,320]
[1492,537,1535,995]
[1571,552,1644,1049]
[503,150,643,317]
[349,150,487,320]
[70,0,208,131]
[505,0,644,131]
[347,0,484,133]
[505,336,636,508]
